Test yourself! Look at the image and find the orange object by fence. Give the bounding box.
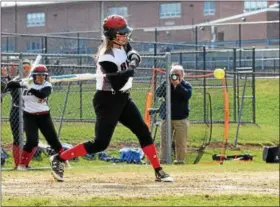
[219,77,230,163]
[144,91,153,128]
[144,68,165,129]
[222,78,230,142]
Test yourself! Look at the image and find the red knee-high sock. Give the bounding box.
[19,148,36,167]
[19,150,30,166]
[59,143,88,161]
[142,144,160,169]
[25,147,37,167]
[12,145,20,167]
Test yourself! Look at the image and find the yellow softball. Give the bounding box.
[214,68,225,79]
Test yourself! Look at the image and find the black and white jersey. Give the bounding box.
[22,79,52,113]
[97,47,133,92]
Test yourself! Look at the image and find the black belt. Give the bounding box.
[97,89,130,95]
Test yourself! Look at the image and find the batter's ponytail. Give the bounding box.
[95,36,114,62]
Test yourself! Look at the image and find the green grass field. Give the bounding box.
[1,78,279,206]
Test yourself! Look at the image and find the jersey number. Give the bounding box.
[22,89,32,96]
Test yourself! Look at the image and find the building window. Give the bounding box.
[244,1,268,12]
[217,32,224,41]
[108,7,128,17]
[204,1,215,16]
[27,40,42,52]
[26,12,45,27]
[2,41,14,52]
[160,3,181,18]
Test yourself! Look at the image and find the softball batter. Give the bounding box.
[50,14,173,182]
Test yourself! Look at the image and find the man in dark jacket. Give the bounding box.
[155,65,192,164]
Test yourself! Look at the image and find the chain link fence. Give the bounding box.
[1,45,277,167]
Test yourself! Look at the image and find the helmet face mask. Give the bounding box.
[103,15,132,45]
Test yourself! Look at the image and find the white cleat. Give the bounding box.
[155,168,174,182]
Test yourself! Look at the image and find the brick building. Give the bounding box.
[1,1,279,52]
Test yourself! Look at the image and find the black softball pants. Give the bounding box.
[84,91,153,154]
[23,111,62,153]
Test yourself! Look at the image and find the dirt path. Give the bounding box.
[1,169,278,198]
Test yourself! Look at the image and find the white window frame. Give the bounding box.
[204,1,215,16]
[26,12,45,27]
[244,0,268,12]
[108,7,128,17]
[160,3,181,19]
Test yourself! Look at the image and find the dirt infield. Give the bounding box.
[1,168,279,199]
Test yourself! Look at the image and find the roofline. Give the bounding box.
[1,1,78,8]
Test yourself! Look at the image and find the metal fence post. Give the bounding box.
[165,52,172,164]
[238,24,242,67]
[252,47,256,124]
[233,48,237,122]
[6,37,9,52]
[179,52,183,65]
[41,36,44,53]
[18,54,24,150]
[44,36,48,64]
[154,28,158,68]
[203,46,207,122]
[195,26,198,69]
[77,32,83,119]
[77,32,80,55]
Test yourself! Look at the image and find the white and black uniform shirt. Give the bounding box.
[22,79,52,113]
[96,47,133,92]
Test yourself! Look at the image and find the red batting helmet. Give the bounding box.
[32,65,48,77]
[103,15,132,40]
